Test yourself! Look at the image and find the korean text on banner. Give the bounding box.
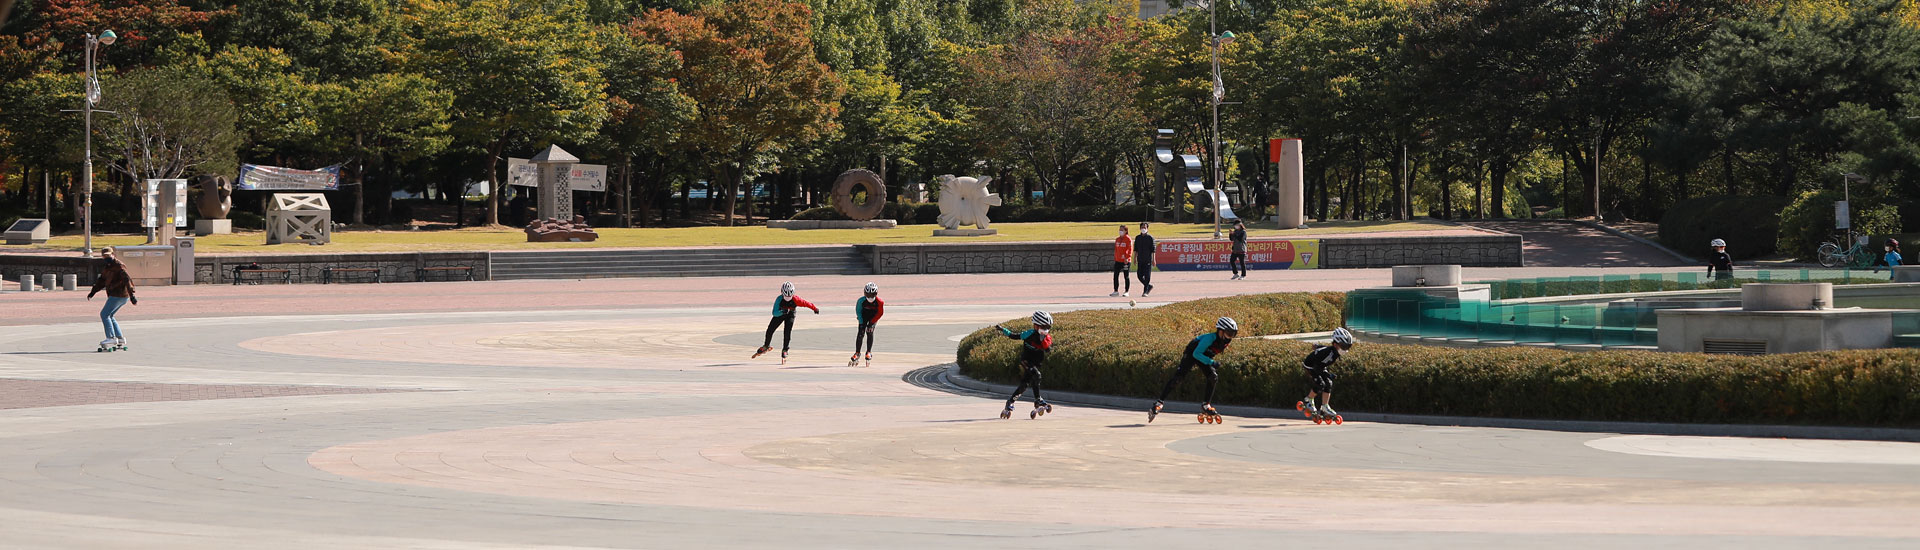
[234,164,342,191]
[506,158,607,192]
[1153,239,1320,271]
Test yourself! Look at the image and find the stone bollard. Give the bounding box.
[19,275,34,292]
[43,273,56,291]
[62,274,77,291]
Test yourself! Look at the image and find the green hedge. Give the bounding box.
[1777,189,1902,261]
[1657,194,1789,260]
[790,203,1151,224]
[957,292,1920,427]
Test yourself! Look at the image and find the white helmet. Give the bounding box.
[863,282,878,295]
[1216,317,1238,333]
[1330,327,1354,346]
[1031,311,1053,327]
[780,281,795,298]
[1710,238,1726,248]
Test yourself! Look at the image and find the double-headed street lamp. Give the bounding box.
[1207,0,1234,238]
[81,30,116,257]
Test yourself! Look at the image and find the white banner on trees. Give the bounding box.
[507,158,606,192]
[235,164,342,190]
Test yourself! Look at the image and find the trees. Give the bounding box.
[405,0,609,226]
[633,0,842,225]
[963,31,1143,206]
[97,66,241,182]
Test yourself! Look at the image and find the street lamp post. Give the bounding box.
[1208,2,1234,238]
[79,30,115,257]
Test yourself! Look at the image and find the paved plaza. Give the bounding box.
[2,267,1918,548]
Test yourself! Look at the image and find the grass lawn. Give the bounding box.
[23,219,1465,255]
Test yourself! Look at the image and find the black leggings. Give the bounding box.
[1113,262,1130,292]
[1229,252,1246,276]
[853,323,876,354]
[1006,364,1043,405]
[1156,360,1219,403]
[1136,264,1153,288]
[762,314,795,351]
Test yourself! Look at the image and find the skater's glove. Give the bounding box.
[87,292,95,300]
[996,326,1013,337]
[130,297,138,306]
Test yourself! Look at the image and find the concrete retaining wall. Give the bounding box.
[863,233,1524,274]
[1322,234,1523,268]
[0,254,99,286]
[196,252,491,284]
[863,242,1111,275]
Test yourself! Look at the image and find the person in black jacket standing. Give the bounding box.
[1707,238,1733,280]
[1134,221,1156,297]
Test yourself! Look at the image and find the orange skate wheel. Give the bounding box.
[1334,416,1343,425]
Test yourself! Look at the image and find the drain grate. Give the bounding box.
[1702,338,1768,355]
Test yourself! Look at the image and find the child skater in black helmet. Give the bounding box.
[1148,317,1238,424]
[996,311,1056,419]
[1297,327,1355,424]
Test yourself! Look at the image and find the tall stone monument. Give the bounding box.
[1274,138,1305,228]
[531,145,577,221]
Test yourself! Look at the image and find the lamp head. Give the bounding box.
[1218,31,1236,44]
[96,30,116,46]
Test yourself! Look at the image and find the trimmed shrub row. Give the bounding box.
[790,203,1152,225]
[957,292,1920,427]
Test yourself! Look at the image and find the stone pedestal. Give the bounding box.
[933,229,998,237]
[1658,307,1894,354]
[194,219,232,236]
[1742,283,1833,310]
[1391,264,1462,287]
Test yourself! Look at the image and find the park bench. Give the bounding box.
[232,268,292,285]
[417,266,475,282]
[322,267,381,284]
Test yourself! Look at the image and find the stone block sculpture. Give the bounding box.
[265,193,331,244]
[525,215,599,242]
[934,175,1002,236]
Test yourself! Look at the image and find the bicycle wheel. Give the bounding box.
[1817,242,1842,267]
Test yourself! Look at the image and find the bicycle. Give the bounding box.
[1816,230,1874,268]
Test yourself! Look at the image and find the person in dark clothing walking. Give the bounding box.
[1707,238,1733,280]
[997,311,1056,419]
[1228,220,1248,280]
[1133,221,1156,296]
[86,247,136,352]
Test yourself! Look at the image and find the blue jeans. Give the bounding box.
[101,296,128,339]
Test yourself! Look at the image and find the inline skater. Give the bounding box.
[1148,317,1237,423]
[754,281,819,364]
[996,311,1055,419]
[850,282,884,367]
[1298,327,1355,424]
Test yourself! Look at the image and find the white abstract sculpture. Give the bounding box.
[936,175,1002,230]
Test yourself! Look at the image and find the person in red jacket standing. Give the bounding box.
[1110,225,1133,297]
[849,282,884,367]
[754,281,819,364]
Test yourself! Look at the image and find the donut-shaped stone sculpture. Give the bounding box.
[831,169,888,221]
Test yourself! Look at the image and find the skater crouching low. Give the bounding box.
[1298,327,1355,424]
[87,247,136,352]
[850,282,884,367]
[996,311,1055,419]
[755,281,819,364]
[1149,317,1238,423]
